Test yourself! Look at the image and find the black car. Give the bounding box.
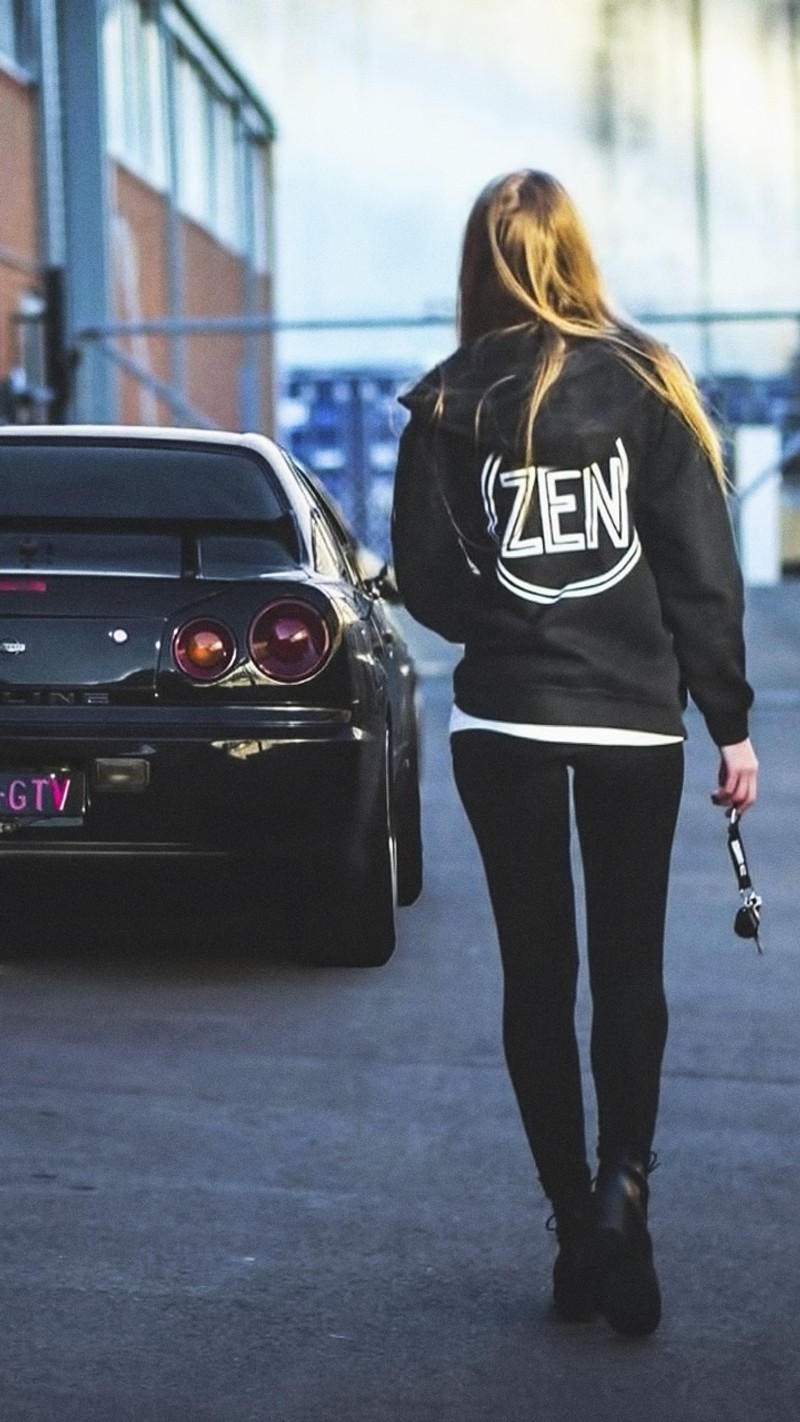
[0,426,422,966]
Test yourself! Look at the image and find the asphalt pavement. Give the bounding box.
[0,583,798,1422]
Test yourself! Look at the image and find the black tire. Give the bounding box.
[395,731,423,906]
[300,734,397,967]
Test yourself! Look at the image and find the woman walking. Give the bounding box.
[391,170,757,1336]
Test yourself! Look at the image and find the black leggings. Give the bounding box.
[451,731,684,1211]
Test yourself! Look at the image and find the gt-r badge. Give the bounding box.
[0,641,25,654]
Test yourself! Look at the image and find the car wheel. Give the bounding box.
[301,731,397,967]
[395,732,423,906]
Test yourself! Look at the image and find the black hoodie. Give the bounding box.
[391,327,752,746]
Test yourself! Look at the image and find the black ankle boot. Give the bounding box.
[550,1200,599,1323]
[594,1157,661,1337]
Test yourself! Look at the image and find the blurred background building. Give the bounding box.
[0,0,275,432]
[192,0,800,571]
[1,0,799,571]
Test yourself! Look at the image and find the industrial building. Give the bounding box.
[0,0,276,431]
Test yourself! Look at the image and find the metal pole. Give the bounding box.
[789,0,800,365]
[36,0,67,268]
[159,6,188,411]
[57,0,116,422]
[735,426,782,585]
[74,308,800,341]
[42,266,71,423]
[239,110,261,433]
[689,0,713,373]
[96,338,217,428]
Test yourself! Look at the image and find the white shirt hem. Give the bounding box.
[449,705,684,746]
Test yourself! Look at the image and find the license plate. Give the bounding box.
[0,769,85,823]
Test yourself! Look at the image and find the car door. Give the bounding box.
[287,458,411,756]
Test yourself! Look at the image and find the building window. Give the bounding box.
[103,0,168,188]
[174,51,210,221]
[210,96,241,250]
[104,1,274,266]
[0,0,32,70]
[175,47,247,254]
[248,139,273,275]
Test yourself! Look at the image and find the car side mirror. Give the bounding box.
[363,561,401,602]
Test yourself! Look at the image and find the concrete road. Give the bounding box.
[0,586,798,1422]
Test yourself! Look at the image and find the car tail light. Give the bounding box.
[248,599,331,682]
[0,578,47,592]
[173,619,237,681]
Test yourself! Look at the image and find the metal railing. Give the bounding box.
[72,306,800,452]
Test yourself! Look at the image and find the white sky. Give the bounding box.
[192,0,800,376]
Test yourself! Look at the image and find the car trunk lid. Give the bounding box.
[0,613,164,693]
[0,576,229,694]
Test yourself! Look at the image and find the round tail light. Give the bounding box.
[248,599,331,682]
[173,619,237,681]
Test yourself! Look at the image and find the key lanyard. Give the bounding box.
[727,807,763,954]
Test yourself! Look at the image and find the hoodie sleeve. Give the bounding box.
[391,419,482,643]
[636,405,753,746]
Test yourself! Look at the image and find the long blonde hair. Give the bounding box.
[456,170,724,484]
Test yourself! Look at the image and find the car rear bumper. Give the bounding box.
[0,707,384,862]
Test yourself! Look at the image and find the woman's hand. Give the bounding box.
[711,738,759,813]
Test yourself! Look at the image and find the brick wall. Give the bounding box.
[181,218,245,431]
[0,69,40,380]
[108,161,274,432]
[109,162,173,425]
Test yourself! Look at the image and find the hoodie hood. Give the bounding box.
[398,327,650,459]
[399,327,548,455]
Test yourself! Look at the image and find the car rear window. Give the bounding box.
[0,442,289,520]
[0,441,301,576]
